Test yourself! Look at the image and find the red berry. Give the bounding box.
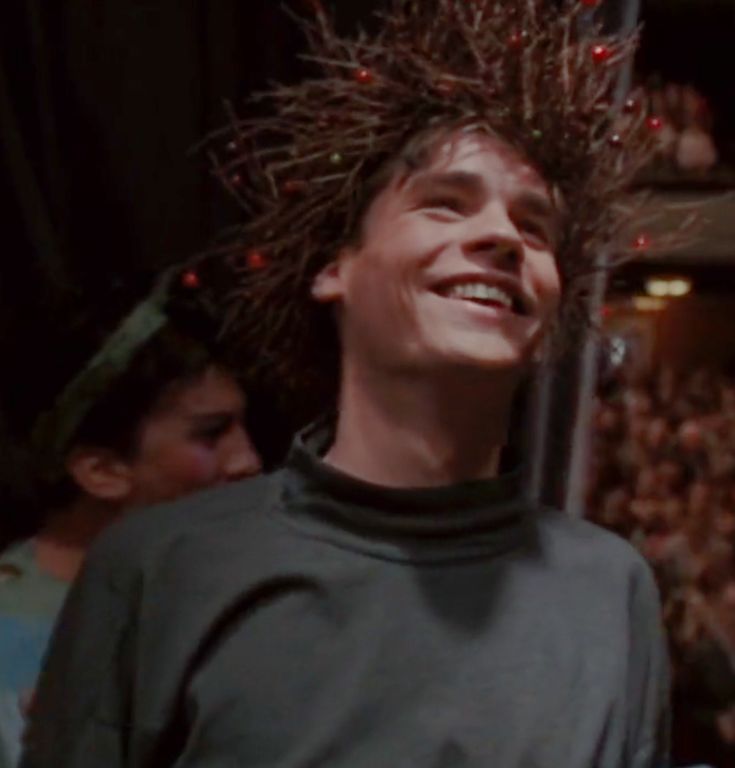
[354,68,374,85]
[633,234,650,251]
[608,133,623,148]
[581,0,601,6]
[246,250,267,270]
[282,179,307,196]
[591,44,612,63]
[647,116,664,132]
[181,270,201,289]
[508,31,527,50]
[623,97,638,114]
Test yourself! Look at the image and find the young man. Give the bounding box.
[22,2,669,766]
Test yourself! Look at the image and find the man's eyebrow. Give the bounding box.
[513,190,558,222]
[188,410,241,423]
[407,170,484,195]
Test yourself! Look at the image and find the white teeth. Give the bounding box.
[446,283,513,308]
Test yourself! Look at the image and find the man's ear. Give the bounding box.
[311,250,351,303]
[65,447,134,502]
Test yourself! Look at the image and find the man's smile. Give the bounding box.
[429,272,531,316]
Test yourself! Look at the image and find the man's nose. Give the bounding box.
[222,425,262,480]
[461,207,523,269]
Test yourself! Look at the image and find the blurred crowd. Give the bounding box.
[588,364,735,758]
[646,82,721,176]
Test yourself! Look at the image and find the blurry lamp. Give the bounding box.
[645,279,669,298]
[644,277,692,298]
[668,279,692,297]
[633,296,667,312]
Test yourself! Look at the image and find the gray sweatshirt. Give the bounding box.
[22,427,670,768]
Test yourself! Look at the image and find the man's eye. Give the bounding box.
[191,419,233,443]
[421,196,465,213]
[192,427,225,444]
[519,220,551,246]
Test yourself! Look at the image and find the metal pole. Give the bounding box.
[564,0,642,516]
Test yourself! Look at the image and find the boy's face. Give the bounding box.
[123,366,261,507]
[313,131,562,375]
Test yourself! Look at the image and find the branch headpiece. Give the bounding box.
[200,0,660,404]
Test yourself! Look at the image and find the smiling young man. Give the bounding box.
[22,3,670,767]
[313,131,562,488]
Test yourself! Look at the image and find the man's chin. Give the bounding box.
[434,343,535,374]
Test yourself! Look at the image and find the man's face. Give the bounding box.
[313,131,562,374]
[123,366,261,507]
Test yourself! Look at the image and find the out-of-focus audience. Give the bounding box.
[588,363,735,764]
[647,82,721,176]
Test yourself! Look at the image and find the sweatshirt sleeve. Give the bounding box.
[19,538,139,768]
[628,561,672,768]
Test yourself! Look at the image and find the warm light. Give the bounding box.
[645,276,692,298]
[668,278,692,297]
[645,279,670,298]
[633,296,667,312]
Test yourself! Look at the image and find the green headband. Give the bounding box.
[30,275,171,482]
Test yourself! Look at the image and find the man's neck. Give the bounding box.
[325,361,521,488]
